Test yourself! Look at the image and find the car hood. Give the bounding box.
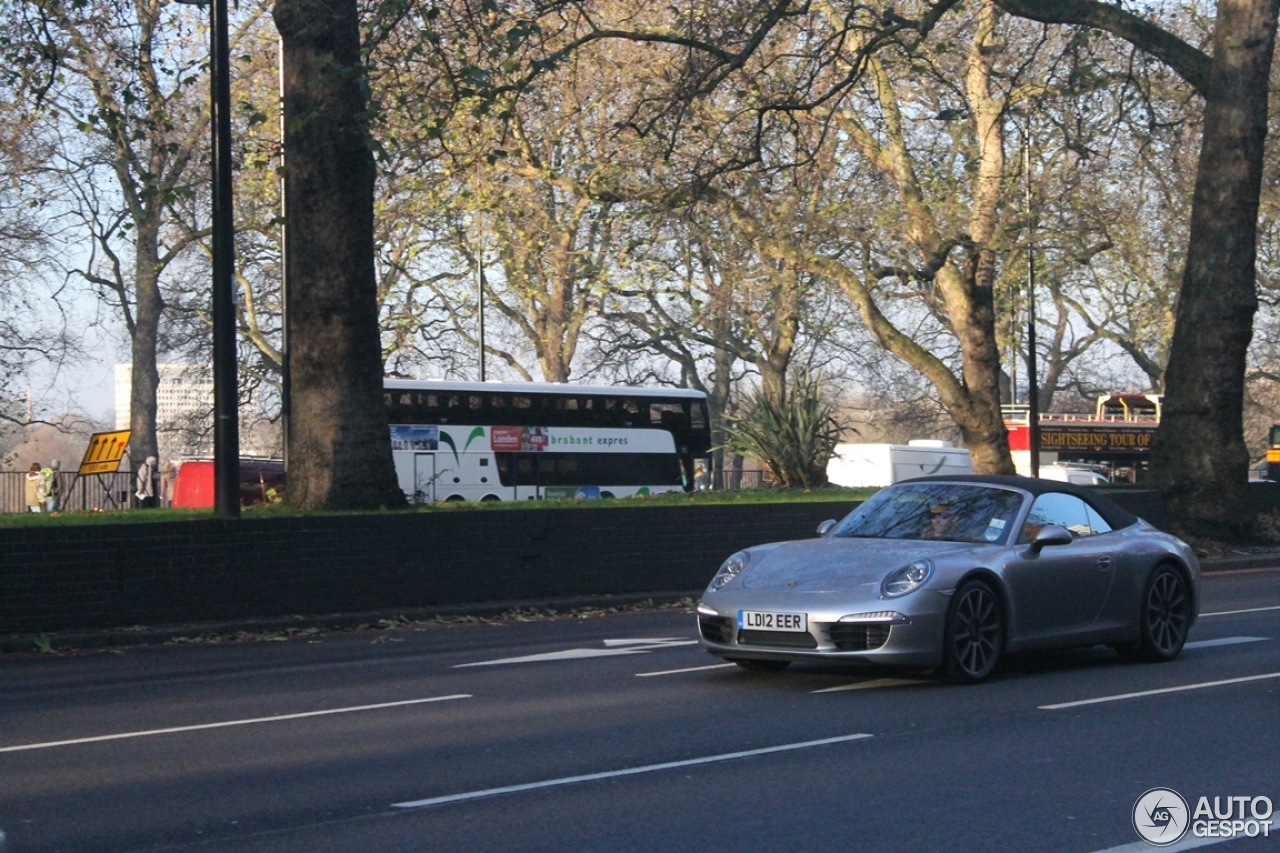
[738,537,965,592]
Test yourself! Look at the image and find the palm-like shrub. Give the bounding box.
[723,372,846,488]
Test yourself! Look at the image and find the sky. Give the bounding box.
[28,317,122,426]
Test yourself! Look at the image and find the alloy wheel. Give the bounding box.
[1140,567,1190,661]
[946,581,1002,682]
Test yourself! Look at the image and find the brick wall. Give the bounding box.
[0,489,1172,636]
[0,502,853,635]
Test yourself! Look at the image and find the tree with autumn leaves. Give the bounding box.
[6,0,1277,535]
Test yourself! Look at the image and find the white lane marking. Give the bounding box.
[1184,636,1268,649]
[392,733,874,809]
[1040,672,1280,710]
[1090,834,1241,852]
[0,695,471,754]
[455,638,696,667]
[603,638,687,647]
[636,663,737,677]
[456,648,653,666]
[1202,604,1280,617]
[812,678,924,694]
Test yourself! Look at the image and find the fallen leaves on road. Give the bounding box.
[146,598,698,649]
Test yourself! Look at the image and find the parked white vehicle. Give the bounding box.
[827,440,973,488]
[1037,463,1110,486]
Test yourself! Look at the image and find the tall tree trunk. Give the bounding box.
[993,0,1280,534]
[129,238,163,470]
[952,3,1016,476]
[1150,0,1279,535]
[275,0,405,510]
[708,340,734,489]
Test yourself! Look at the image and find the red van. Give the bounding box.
[170,459,286,508]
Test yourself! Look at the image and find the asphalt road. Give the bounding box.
[1,567,1277,853]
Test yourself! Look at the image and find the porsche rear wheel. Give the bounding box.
[729,658,790,673]
[944,580,1004,683]
[1135,565,1191,662]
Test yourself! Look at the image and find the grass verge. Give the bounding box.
[0,485,874,527]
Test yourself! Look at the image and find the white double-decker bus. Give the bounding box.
[385,380,712,502]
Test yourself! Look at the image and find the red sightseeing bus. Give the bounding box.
[1005,393,1160,483]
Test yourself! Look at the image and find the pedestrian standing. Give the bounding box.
[160,459,176,507]
[135,456,159,509]
[39,459,61,513]
[25,463,42,512]
[694,461,711,491]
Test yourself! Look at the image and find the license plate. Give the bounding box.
[738,610,807,632]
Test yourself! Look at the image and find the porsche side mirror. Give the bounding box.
[1030,524,1073,552]
[817,519,837,537]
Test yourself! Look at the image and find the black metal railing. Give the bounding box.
[0,471,134,513]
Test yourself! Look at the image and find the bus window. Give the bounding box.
[650,402,683,425]
[690,401,707,430]
[495,452,682,488]
[495,454,510,479]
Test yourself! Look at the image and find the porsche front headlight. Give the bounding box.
[881,560,933,598]
[708,551,751,591]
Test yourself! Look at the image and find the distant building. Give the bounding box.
[115,364,215,459]
[114,364,279,460]
[114,364,209,429]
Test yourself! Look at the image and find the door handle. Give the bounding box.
[1096,556,1113,570]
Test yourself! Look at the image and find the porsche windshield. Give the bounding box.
[830,483,1024,544]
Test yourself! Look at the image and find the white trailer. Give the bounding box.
[1037,463,1110,486]
[827,440,973,488]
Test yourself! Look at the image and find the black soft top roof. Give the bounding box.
[900,474,1140,530]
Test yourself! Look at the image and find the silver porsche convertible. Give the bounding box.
[696,475,1201,682]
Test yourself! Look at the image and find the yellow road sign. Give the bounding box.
[79,430,132,475]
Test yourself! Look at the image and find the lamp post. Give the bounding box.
[179,0,240,516]
[209,0,240,515]
[471,172,487,383]
[477,253,487,382]
[278,39,292,485]
[1023,119,1040,478]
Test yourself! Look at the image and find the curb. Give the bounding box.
[1199,553,1280,572]
[0,590,701,656]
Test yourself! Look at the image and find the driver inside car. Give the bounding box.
[923,503,960,540]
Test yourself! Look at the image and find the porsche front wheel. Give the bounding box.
[944,580,1004,683]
